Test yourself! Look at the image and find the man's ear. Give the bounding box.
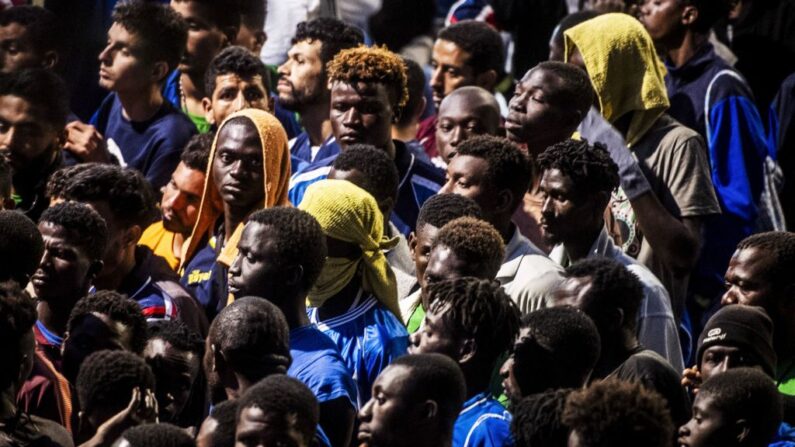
[458,338,477,365]
[209,343,221,373]
[253,30,267,55]
[476,69,498,92]
[87,260,105,283]
[496,189,515,214]
[202,97,215,125]
[151,61,169,84]
[378,197,395,219]
[420,400,438,422]
[124,225,143,248]
[2,197,15,210]
[42,51,59,70]
[221,28,237,47]
[286,264,304,287]
[682,5,699,26]
[408,232,417,255]
[735,419,751,444]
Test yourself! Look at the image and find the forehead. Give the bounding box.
[376,364,411,391]
[108,22,142,48]
[331,80,391,102]
[0,94,42,121]
[289,39,323,58]
[216,120,262,152]
[415,223,439,241]
[328,167,366,186]
[439,94,494,120]
[38,221,83,246]
[447,154,489,177]
[540,168,576,190]
[433,39,471,65]
[731,247,774,272]
[240,222,275,246]
[520,68,566,95]
[0,22,29,41]
[214,73,267,93]
[427,245,467,272]
[170,0,216,24]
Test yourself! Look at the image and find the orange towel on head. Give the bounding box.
[180,108,291,270]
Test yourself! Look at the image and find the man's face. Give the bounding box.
[205,73,271,126]
[678,394,733,447]
[330,81,394,150]
[0,22,50,73]
[409,304,461,358]
[637,0,685,44]
[62,312,133,382]
[0,94,60,173]
[721,248,779,313]
[429,39,476,109]
[409,224,439,290]
[499,327,532,402]
[83,201,130,284]
[212,119,264,211]
[436,94,500,163]
[539,168,603,246]
[144,338,201,423]
[422,244,470,291]
[699,345,761,383]
[31,222,96,304]
[236,405,311,447]
[161,162,205,235]
[506,68,572,147]
[98,23,152,94]
[358,365,417,447]
[439,155,498,220]
[277,39,326,111]
[170,0,227,76]
[228,222,284,301]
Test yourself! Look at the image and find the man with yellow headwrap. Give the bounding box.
[299,179,409,406]
[565,13,721,329]
[179,108,291,320]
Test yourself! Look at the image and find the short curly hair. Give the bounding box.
[563,258,644,332]
[147,320,204,357]
[61,164,159,229]
[455,135,532,208]
[426,277,521,368]
[112,2,188,76]
[76,350,156,421]
[432,217,505,280]
[237,375,319,444]
[0,210,43,285]
[39,201,108,261]
[121,423,195,447]
[736,231,795,291]
[538,139,619,195]
[209,297,292,382]
[0,68,69,128]
[171,0,241,36]
[0,280,36,390]
[327,45,409,114]
[204,45,271,97]
[246,207,328,292]
[67,290,149,354]
[398,57,427,127]
[180,132,214,173]
[292,18,364,66]
[698,368,782,445]
[46,164,95,202]
[530,62,594,120]
[437,21,504,76]
[206,400,238,447]
[332,144,399,204]
[518,307,601,391]
[563,379,673,447]
[512,389,573,447]
[417,193,483,230]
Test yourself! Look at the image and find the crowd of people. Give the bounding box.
[0,0,794,446]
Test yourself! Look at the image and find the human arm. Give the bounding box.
[63,121,111,163]
[79,387,157,447]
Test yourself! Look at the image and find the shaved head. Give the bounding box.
[436,86,501,163]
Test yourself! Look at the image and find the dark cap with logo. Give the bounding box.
[696,304,776,377]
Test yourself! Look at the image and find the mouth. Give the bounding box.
[221,183,245,196]
[677,438,688,447]
[357,429,371,444]
[432,92,444,106]
[227,283,240,295]
[338,133,361,144]
[30,273,52,289]
[276,79,292,93]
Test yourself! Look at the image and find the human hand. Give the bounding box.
[64,121,110,163]
[681,366,702,395]
[81,387,158,447]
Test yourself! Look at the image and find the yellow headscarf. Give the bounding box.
[298,179,400,317]
[564,13,670,146]
[180,109,291,270]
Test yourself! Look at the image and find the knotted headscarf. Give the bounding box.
[564,13,670,146]
[180,109,291,270]
[298,179,400,317]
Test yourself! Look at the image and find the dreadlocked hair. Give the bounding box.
[327,45,409,113]
[512,389,574,447]
[538,139,619,195]
[736,232,795,290]
[427,277,521,368]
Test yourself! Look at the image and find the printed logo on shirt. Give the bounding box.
[186,269,212,285]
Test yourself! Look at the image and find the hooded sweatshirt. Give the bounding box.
[180,109,291,318]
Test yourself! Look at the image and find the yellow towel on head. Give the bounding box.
[564,13,669,146]
[298,179,400,318]
[180,108,291,271]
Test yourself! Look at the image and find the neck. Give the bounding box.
[665,31,709,68]
[277,295,311,330]
[299,101,332,146]
[526,135,569,159]
[94,247,137,291]
[461,365,492,400]
[223,207,252,243]
[318,274,362,320]
[172,232,185,262]
[491,217,515,245]
[417,432,452,447]
[13,151,57,195]
[562,225,603,263]
[593,329,640,379]
[117,84,163,122]
[36,300,79,336]
[384,139,396,159]
[392,123,418,142]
